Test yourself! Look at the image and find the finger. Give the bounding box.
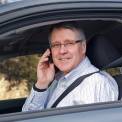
[42,49,50,58]
[38,49,49,62]
[39,57,48,64]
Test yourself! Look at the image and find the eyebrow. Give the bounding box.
[51,39,81,43]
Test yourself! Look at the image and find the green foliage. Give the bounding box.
[106,67,121,76]
[0,55,40,90]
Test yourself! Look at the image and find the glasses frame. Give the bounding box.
[50,40,82,50]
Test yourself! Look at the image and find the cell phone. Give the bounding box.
[48,49,59,72]
[48,49,53,63]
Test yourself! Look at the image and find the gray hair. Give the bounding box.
[48,21,86,44]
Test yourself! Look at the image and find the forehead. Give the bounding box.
[50,28,80,42]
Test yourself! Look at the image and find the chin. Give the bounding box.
[58,66,72,74]
[55,62,73,73]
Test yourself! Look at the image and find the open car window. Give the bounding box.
[0,55,39,100]
[0,19,122,114]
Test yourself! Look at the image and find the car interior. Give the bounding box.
[87,34,122,100]
[0,19,122,114]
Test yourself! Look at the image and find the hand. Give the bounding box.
[36,49,55,89]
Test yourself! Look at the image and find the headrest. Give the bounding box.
[87,35,121,69]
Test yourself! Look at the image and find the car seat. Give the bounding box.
[87,35,122,100]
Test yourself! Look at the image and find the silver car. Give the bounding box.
[0,0,122,121]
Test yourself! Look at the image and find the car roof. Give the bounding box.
[1,0,122,13]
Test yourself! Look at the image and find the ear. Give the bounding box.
[81,41,86,54]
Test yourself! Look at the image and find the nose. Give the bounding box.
[59,44,68,54]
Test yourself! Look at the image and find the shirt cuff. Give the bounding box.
[33,83,47,92]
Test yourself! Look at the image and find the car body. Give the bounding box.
[0,0,122,121]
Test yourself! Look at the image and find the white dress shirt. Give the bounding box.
[22,57,118,111]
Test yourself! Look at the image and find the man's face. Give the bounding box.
[50,28,86,74]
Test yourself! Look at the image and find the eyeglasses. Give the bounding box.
[50,40,81,50]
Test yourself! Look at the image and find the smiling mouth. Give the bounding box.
[59,58,71,61]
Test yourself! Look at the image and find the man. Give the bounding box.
[22,22,118,111]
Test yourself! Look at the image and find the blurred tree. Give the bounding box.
[0,55,39,90]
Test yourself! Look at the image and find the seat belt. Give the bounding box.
[51,70,100,108]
